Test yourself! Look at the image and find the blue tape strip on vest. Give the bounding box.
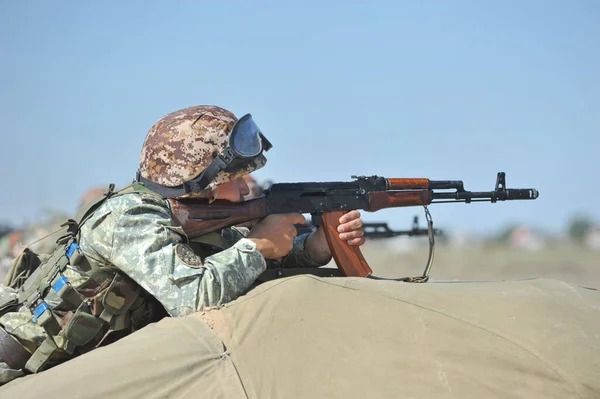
[52,275,69,293]
[32,302,50,323]
[66,242,80,259]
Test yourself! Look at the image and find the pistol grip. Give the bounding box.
[321,211,373,277]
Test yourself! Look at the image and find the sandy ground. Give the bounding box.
[324,239,600,289]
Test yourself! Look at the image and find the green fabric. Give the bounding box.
[1,276,599,399]
[24,337,58,373]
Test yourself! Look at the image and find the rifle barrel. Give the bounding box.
[432,188,538,202]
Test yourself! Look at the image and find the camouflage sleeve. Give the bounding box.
[79,193,266,316]
[278,233,332,268]
[230,226,331,269]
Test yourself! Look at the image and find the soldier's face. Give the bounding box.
[215,177,250,202]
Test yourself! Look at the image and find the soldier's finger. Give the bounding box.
[339,230,365,241]
[337,217,363,233]
[347,237,366,246]
[338,210,361,224]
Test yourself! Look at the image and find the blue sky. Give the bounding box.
[1,1,598,235]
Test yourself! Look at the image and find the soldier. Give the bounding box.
[0,105,365,384]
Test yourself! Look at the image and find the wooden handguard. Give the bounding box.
[321,211,373,277]
[368,190,432,211]
[387,178,429,190]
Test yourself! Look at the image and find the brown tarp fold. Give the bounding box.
[1,276,598,399]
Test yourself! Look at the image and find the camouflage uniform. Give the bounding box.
[0,105,329,384]
[0,189,326,382]
[78,191,265,316]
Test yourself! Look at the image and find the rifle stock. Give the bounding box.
[169,197,268,239]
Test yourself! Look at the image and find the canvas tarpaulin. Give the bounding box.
[0,276,598,399]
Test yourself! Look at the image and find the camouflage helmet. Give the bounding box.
[138,105,267,197]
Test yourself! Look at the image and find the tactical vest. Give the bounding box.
[0,183,167,375]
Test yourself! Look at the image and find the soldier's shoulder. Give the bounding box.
[105,190,169,211]
[79,192,171,230]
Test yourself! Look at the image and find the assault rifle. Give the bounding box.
[363,217,443,239]
[168,172,538,281]
[295,217,443,239]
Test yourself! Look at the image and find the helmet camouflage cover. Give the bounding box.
[138,105,267,196]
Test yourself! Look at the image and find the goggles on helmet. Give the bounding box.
[136,113,272,197]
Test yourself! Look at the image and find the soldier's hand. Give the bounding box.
[247,213,306,259]
[305,210,366,263]
[335,210,366,246]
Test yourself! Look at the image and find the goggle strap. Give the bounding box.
[218,148,236,164]
[184,152,231,193]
